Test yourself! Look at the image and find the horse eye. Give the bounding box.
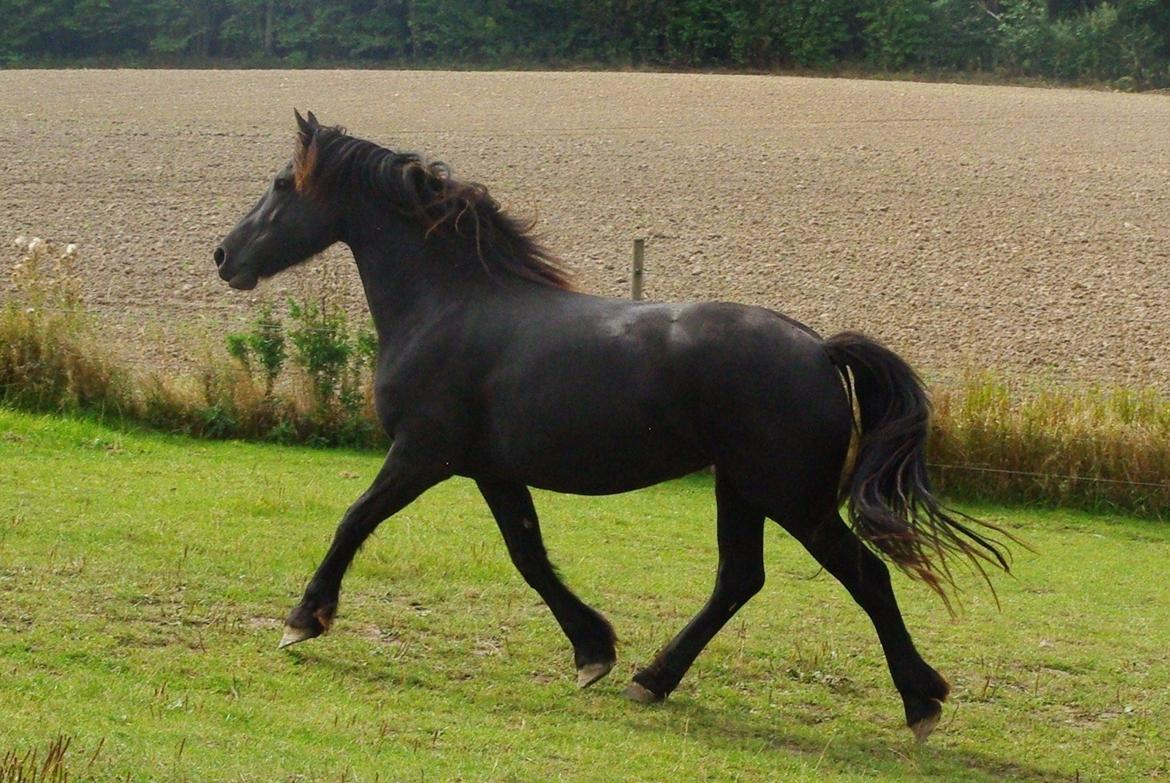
[274,177,292,191]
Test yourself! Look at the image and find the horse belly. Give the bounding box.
[475,390,708,495]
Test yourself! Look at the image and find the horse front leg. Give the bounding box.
[279,439,449,648]
[477,478,617,687]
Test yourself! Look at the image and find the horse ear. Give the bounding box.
[294,108,318,146]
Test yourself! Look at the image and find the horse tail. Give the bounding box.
[822,331,1012,607]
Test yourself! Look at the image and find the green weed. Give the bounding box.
[225,301,286,397]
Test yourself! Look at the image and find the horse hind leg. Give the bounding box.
[477,478,617,688]
[778,507,950,742]
[627,472,766,702]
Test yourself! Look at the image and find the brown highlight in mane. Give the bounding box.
[293,124,572,290]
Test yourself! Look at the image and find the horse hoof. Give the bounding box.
[909,706,942,743]
[278,624,318,650]
[624,681,663,704]
[577,662,614,689]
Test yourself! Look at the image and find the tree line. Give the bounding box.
[2,0,1169,88]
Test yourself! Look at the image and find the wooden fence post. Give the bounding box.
[631,238,644,301]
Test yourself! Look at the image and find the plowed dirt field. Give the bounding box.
[3,70,1168,390]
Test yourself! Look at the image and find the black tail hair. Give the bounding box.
[824,331,1014,608]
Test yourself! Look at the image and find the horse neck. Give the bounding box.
[345,202,492,342]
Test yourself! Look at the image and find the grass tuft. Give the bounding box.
[0,736,72,783]
[0,239,129,417]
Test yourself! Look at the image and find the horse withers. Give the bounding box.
[214,110,1011,742]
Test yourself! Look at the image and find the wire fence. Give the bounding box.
[929,463,1169,491]
[6,284,1170,504]
[4,335,1166,493]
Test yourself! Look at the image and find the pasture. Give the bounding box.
[1,408,1167,781]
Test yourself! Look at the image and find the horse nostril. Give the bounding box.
[213,247,226,268]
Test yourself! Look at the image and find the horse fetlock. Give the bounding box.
[894,658,950,702]
[569,613,617,670]
[926,668,951,702]
[311,603,338,631]
[911,664,950,702]
[627,665,677,703]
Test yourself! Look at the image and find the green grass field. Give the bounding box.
[1,408,1167,782]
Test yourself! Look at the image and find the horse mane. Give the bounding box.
[294,124,572,290]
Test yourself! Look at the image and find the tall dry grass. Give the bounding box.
[931,373,1170,516]
[0,735,72,783]
[0,238,128,416]
[2,237,1167,516]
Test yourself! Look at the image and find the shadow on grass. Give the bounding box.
[283,643,1068,783]
[621,696,1070,783]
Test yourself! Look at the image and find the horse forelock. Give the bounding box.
[292,136,318,194]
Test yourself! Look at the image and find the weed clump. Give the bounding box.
[226,301,286,397]
[1,238,381,448]
[223,297,378,446]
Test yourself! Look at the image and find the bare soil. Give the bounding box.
[2,70,1169,390]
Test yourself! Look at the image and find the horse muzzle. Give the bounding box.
[213,245,259,290]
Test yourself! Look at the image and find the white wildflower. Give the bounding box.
[28,237,44,252]
[14,235,27,249]
[64,243,78,256]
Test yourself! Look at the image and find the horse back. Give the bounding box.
[465,294,850,497]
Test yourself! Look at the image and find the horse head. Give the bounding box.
[214,110,340,290]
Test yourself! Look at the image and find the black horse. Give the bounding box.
[215,111,1010,742]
